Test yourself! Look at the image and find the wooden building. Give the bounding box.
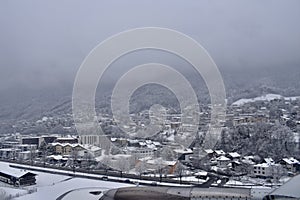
[0,166,37,186]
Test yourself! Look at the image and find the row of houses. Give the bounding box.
[252,157,300,179]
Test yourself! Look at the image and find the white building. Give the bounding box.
[126,147,154,159]
[252,163,284,179]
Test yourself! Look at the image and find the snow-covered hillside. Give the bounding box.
[232,94,300,106]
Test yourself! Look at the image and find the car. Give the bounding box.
[101,176,108,181]
[124,179,131,183]
[150,181,157,186]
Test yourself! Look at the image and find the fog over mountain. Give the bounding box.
[0,0,299,120]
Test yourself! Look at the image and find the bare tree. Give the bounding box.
[135,159,147,179]
[174,161,185,184]
[116,156,131,177]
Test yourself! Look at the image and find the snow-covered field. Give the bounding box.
[0,186,28,200]
[0,162,131,200]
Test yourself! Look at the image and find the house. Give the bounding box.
[0,166,37,186]
[0,141,20,149]
[204,149,214,158]
[280,157,300,173]
[231,160,243,171]
[252,163,284,179]
[214,150,226,157]
[174,148,193,162]
[50,143,85,155]
[146,158,178,174]
[82,144,102,157]
[126,147,154,159]
[264,158,275,165]
[227,152,241,160]
[252,163,272,178]
[46,155,68,164]
[0,148,19,159]
[233,115,268,127]
[216,156,230,168]
[17,150,38,160]
[15,144,37,152]
[241,156,256,165]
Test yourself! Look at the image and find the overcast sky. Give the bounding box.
[0,0,299,91]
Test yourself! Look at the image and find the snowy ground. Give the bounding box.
[0,186,28,199]
[15,178,131,200]
[0,161,132,200]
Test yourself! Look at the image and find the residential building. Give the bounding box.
[280,157,300,173]
[50,143,85,155]
[0,167,37,186]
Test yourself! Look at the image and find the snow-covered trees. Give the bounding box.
[116,156,131,173]
[219,122,296,160]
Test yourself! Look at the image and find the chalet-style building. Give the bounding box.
[50,143,85,155]
[0,166,37,186]
[280,157,300,173]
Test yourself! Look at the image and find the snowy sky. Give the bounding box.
[0,0,299,91]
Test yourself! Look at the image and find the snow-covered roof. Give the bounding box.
[128,139,139,144]
[194,171,208,176]
[82,144,101,152]
[204,149,214,154]
[0,166,36,178]
[153,142,161,146]
[244,155,254,160]
[145,140,152,144]
[217,156,230,161]
[138,156,152,162]
[146,144,156,149]
[264,158,275,164]
[282,157,300,165]
[47,155,68,160]
[228,152,241,158]
[0,148,15,151]
[174,148,193,154]
[254,163,270,168]
[163,161,177,166]
[233,160,241,165]
[139,142,146,146]
[111,154,132,159]
[215,150,226,155]
[50,143,84,149]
